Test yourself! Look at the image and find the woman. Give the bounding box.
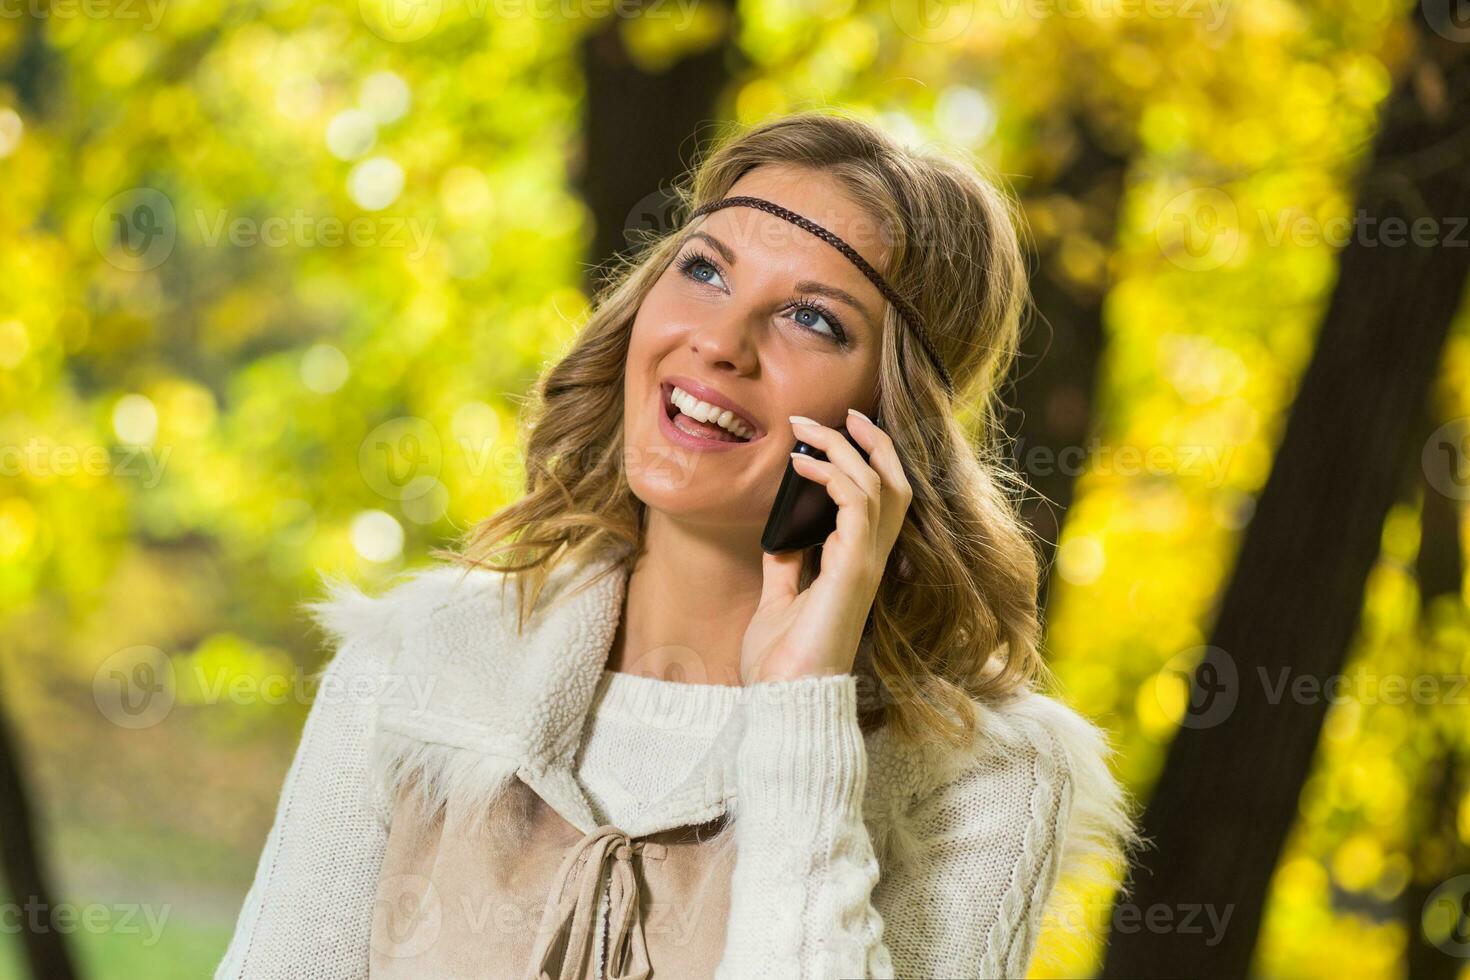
[217,110,1141,979]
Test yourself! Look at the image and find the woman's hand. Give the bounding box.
[739,408,914,685]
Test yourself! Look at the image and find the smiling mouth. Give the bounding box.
[661,384,758,444]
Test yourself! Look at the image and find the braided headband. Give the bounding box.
[686,195,955,394]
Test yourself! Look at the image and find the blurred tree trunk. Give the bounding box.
[1102,10,1470,978]
[1402,406,1468,980]
[3,20,78,980]
[0,667,78,980]
[4,7,49,113]
[576,2,740,291]
[1009,116,1130,615]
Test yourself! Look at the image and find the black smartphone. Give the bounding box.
[760,412,877,554]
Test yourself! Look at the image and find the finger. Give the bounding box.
[789,417,883,506]
[844,409,914,540]
[789,453,873,548]
[760,548,803,605]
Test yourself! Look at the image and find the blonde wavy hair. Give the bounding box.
[435,109,1051,749]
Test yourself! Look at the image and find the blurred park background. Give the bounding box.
[3,0,1470,975]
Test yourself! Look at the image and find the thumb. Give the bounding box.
[760,549,804,609]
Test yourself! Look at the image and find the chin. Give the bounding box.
[626,466,771,531]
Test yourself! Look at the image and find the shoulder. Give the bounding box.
[300,551,621,664]
[298,561,506,661]
[294,548,625,746]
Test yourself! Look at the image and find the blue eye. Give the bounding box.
[675,247,851,347]
[791,304,841,340]
[678,251,726,290]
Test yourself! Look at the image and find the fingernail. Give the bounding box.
[789,415,818,426]
[847,408,873,424]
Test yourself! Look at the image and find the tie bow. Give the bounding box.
[528,825,667,980]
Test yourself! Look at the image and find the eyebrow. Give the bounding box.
[680,231,877,328]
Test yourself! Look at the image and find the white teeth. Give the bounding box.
[671,386,754,439]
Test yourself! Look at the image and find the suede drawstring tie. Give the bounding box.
[527,825,668,980]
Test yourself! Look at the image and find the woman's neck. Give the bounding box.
[604,515,765,686]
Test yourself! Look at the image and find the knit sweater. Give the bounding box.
[215,548,1137,979]
[573,669,744,830]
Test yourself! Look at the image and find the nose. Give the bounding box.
[687,308,758,375]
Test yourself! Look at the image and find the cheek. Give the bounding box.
[626,296,685,369]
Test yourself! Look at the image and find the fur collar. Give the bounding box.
[301,549,1136,913]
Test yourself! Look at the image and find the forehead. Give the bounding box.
[697,164,895,285]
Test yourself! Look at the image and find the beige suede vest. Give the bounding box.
[369,772,737,979]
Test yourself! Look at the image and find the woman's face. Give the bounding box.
[622,164,888,533]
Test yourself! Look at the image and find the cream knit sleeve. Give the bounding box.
[714,675,1120,980]
[714,673,895,979]
[869,710,1075,978]
[213,601,399,979]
